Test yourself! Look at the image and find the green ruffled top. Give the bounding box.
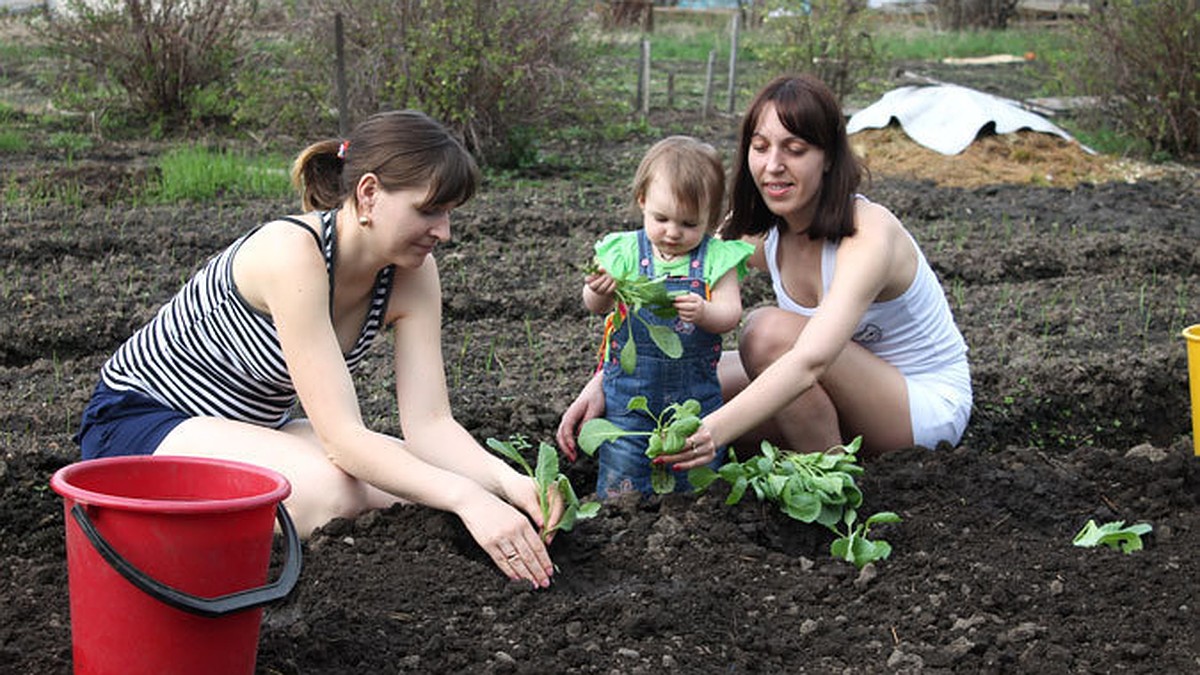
[593,231,755,286]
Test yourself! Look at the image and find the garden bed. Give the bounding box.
[2,61,1198,674]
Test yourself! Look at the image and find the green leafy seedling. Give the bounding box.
[486,435,601,539]
[1073,519,1152,554]
[597,265,682,374]
[692,436,899,568]
[831,510,901,569]
[577,397,702,494]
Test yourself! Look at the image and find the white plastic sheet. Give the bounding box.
[846,84,1077,156]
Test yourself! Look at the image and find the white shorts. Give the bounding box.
[905,358,972,447]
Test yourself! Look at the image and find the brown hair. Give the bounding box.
[290,110,480,213]
[631,135,726,233]
[722,74,864,242]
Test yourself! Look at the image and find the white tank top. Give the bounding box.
[763,216,967,377]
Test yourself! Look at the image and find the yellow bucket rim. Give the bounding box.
[1184,324,1200,342]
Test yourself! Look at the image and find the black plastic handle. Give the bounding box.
[71,502,302,618]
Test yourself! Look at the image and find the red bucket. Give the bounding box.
[50,456,301,675]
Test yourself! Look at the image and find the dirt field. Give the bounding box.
[2,47,1200,674]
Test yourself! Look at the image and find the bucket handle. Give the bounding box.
[71,502,302,618]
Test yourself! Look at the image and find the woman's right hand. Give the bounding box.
[556,371,605,460]
[456,491,555,589]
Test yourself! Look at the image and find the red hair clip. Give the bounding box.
[337,140,350,159]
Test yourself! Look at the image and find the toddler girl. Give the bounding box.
[582,136,754,497]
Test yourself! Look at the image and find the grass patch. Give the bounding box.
[872,24,1072,61]
[0,129,28,153]
[144,146,293,203]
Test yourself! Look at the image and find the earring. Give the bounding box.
[358,215,369,226]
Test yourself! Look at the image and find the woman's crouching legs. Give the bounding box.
[736,307,842,455]
[155,417,402,537]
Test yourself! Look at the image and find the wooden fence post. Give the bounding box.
[726,11,740,114]
[335,13,349,137]
[702,49,716,121]
[639,38,651,117]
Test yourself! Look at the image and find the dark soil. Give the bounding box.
[3,62,1200,674]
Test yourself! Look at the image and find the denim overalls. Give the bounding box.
[597,230,727,497]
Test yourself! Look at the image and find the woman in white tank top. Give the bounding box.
[559,75,971,463]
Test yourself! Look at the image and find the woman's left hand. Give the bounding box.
[659,423,718,471]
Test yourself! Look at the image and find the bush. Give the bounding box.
[282,0,597,165]
[34,0,255,128]
[1064,0,1199,159]
[754,0,879,103]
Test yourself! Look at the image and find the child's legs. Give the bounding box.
[155,417,402,537]
[596,433,654,498]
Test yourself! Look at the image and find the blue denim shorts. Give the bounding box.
[75,380,191,459]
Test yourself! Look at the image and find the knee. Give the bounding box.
[286,464,370,538]
[739,308,803,377]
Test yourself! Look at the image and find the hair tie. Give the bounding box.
[337,140,350,159]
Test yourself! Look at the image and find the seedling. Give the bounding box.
[588,260,682,374]
[577,397,702,494]
[486,435,600,539]
[831,510,902,569]
[1073,519,1153,554]
[691,437,899,568]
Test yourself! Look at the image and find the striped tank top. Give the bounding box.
[101,209,395,427]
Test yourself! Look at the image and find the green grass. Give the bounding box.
[0,129,28,153]
[48,131,93,159]
[582,10,766,63]
[871,24,1073,61]
[144,146,293,203]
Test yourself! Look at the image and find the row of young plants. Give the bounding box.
[485,273,1155,572]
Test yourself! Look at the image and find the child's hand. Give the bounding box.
[585,270,617,298]
[673,291,706,323]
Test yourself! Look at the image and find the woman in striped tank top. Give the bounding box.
[77,111,562,588]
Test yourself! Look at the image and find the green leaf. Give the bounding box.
[534,442,558,491]
[808,474,843,495]
[651,464,676,494]
[645,323,683,358]
[659,429,684,456]
[687,467,718,491]
[666,413,701,438]
[781,489,822,523]
[727,475,749,505]
[865,511,902,526]
[485,436,532,476]
[646,431,665,458]
[619,330,637,373]
[626,396,650,414]
[678,399,701,417]
[831,532,893,569]
[578,418,631,456]
[1073,519,1153,554]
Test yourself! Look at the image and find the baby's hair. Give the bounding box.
[290,110,480,213]
[631,136,726,233]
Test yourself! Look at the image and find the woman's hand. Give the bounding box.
[498,471,564,544]
[556,371,605,460]
[658,422,718,471]
[456,490,556,589]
